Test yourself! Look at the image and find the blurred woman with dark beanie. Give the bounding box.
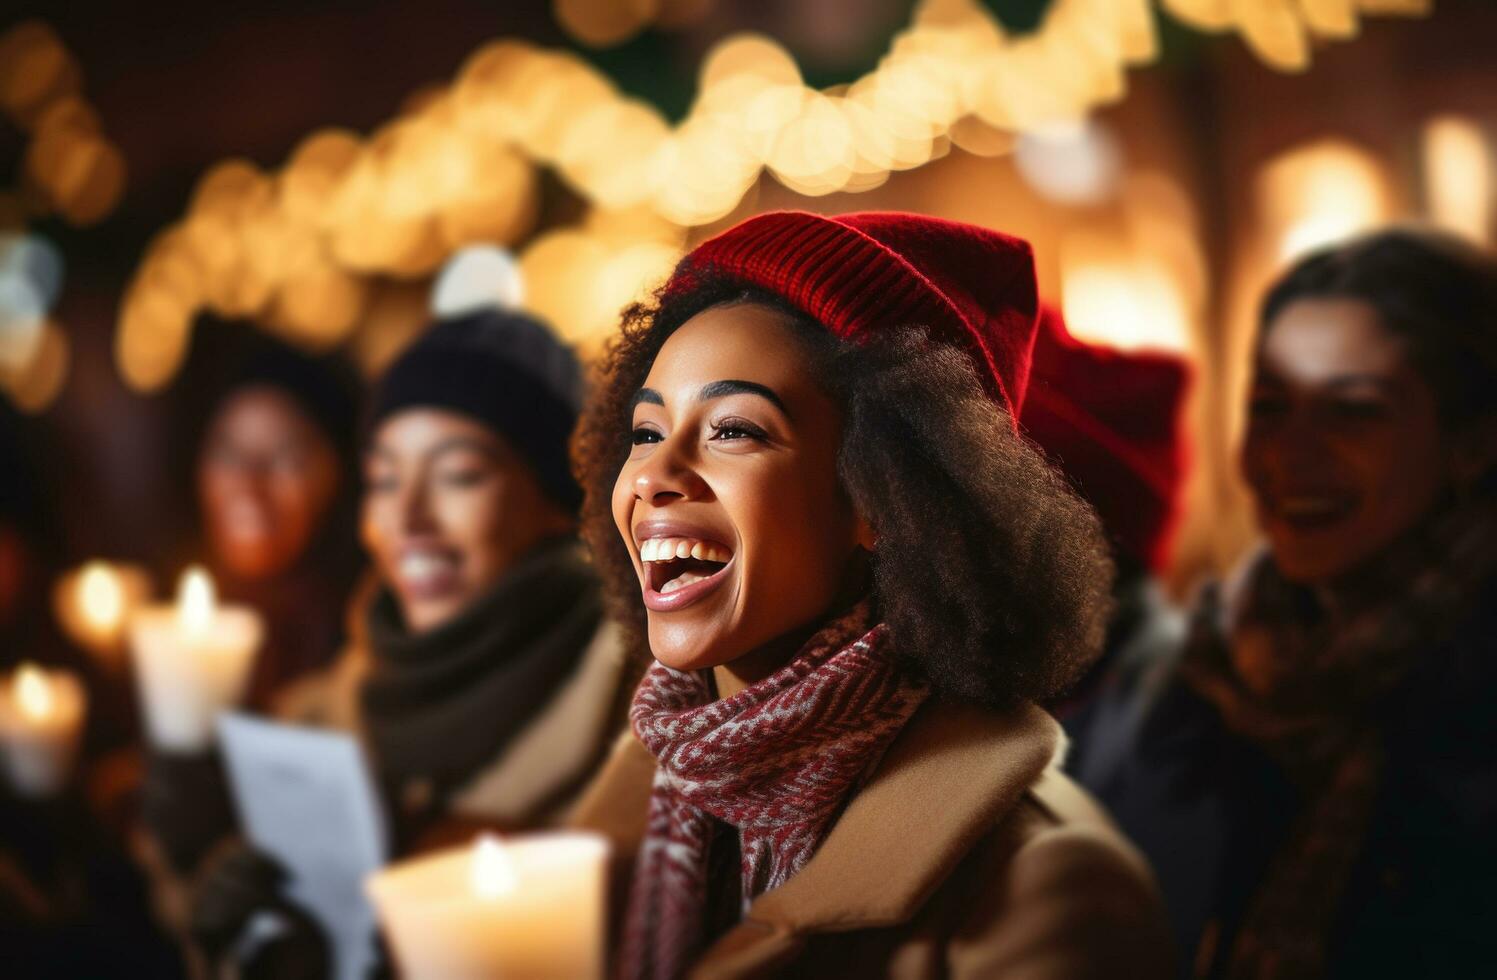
[185,308,634,978]
[1091,229,1497,979]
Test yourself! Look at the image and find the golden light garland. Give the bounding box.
[112,0,1433,389]
[0,20,127,228]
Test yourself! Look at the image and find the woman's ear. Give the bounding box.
[853,511,877,553]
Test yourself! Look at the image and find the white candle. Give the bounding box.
[53,560,154,664]
[0,662,87,797]
[127,566,263,752]
[366,832,609,980]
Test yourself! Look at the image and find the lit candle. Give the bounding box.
[53,561,154,664]
[366,832,609,980]
[0,662,87,797]
[127,566,263,752]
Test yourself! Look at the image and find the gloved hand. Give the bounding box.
[188,841,286,963]
[140,750,236,872]
[188,841,330,979]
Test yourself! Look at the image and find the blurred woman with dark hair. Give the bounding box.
[1092,229,1497,979]
[570,211,1172,979]
[137,327,366,884]
[184,324,364,705]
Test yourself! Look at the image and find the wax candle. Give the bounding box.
[0,662,87,797]
[127,567,263,752]
[53,560,154,664]
[366,832,609,980]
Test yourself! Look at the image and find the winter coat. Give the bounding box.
[1085,579,1497,979]
[572,697,1176,979]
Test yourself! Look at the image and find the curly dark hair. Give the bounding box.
[573,273,1115,708]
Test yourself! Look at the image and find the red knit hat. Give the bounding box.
[1021,306,1191,572]
[668,210,1041,420]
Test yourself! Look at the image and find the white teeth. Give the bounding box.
[638,537,731,564]
[399,552,457,583]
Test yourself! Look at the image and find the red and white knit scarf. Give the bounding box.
[618,602,928,980]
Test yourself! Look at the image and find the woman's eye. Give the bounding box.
[438,469,488,488]
[710,419,767,442]
[1329,399,1390,421]
[366,473,398,493]
[631,426,663,446]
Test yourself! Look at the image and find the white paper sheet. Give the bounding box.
[218,711,389,980]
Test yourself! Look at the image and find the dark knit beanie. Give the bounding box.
[368,309,585,513]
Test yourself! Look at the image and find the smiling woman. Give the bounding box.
[571,210,1174,979]
[1083,229,1497,980]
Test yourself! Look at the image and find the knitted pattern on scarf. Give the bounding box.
[618,601,929,980]
[1181,499,1497,980]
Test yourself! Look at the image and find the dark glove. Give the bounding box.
[189,841,330,980]
[140,750,236,872]
[188,841,286,961]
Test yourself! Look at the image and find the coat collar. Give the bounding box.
[576,697,1061,946]
[736,698,1060,933]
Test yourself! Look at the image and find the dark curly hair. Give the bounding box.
[573,272,1115,708]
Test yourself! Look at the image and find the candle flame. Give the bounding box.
[471,834,518,899]
[79,562,126,630]
[178,566,215,634]
[14,663,54,721]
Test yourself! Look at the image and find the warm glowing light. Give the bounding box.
[178,567,215,635]
[1062,254,1192,353]
[78,562,126,632]
[471,835,519,899]
[1014,119,1122,205]
[114,0,1431,390]
[1423,115,1492,244]
[13,664,54,721]
[116,282,194,393]
[1259,140,1388,261]
[2,321,69,414]
[554,0,660,48]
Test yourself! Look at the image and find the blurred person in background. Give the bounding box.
[570,212,1173,979]
[1018,308,1193,786]
[1090,229,1497,979]
[135,326,365,887]
[2,390,182,978]
[184,308,635,979]
[187,323,364,706]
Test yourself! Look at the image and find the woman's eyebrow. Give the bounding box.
[698,379,789,415]
[423,437,505,465]
[630,387,665,409]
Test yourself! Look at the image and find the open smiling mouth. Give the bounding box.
[640,537,733,610]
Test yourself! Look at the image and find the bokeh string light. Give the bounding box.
[0,21,127,228]
[112,0,1433,389]
[0,20,128,413]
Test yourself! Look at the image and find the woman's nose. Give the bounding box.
[632,436,707,505]
[397,479,438,532]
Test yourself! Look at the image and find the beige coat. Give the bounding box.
[572,699,1175,979]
